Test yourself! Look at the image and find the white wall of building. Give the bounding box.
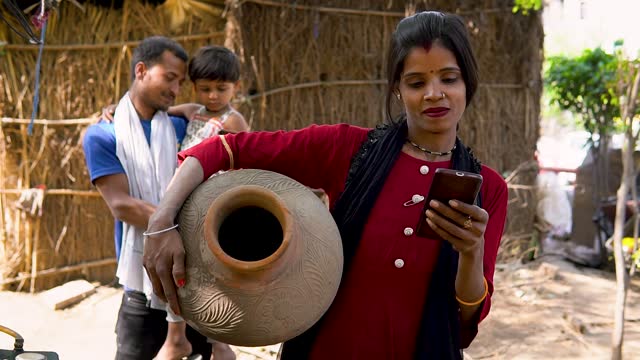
[544,0,640,56]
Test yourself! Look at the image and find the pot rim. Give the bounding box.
[203,185,293,272]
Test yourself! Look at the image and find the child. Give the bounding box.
[155,46,246,360]
[179,45,249,150]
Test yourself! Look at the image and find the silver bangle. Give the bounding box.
[143,224,179,237]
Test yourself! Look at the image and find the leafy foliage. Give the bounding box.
[545,48,620,136]
[512,0,542,15]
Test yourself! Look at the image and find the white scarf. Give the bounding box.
[114,92,177,309]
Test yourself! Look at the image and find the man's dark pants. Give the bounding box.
[115,291,212,360]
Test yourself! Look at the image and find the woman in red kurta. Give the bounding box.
[144,11,508,360]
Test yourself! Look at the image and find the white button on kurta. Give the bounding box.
[403,227,414,236]
[420,165,429,175]
[411,194,424,203]
[394,259,405,268]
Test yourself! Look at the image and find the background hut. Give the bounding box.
[0,0,542,291]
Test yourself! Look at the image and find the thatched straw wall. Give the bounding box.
[0,0,226,291]
[0,119,112,291]
[229,0,543,258]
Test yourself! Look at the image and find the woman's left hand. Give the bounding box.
[425,199,489,257]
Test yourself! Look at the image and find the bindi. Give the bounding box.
[422,41,433,53]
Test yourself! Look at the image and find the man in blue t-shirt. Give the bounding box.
[82,36,212,360]
[83,116,187,261]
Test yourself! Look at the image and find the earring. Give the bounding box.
[396,93,401,100]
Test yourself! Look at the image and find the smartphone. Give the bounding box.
[416,168,483,239]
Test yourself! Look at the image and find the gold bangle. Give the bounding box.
[456,277,488,306]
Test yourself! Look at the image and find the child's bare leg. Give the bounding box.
[209,340,236,360]
[155,308,193,360]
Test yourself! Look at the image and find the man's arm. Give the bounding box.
[94,173,156,229]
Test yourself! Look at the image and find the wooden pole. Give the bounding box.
[20,125,30,282]
[240,0,511,17]
[0,189,101,197]
[114,0,129,101]
[232,80,525,104]
[29,148,48,293]
[1,258,117,286]
[29,216,41,293]
[2,33,225,51]
[0,122,6,259]
[1,117,97,125]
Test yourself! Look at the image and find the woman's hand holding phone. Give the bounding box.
[432,198,491,320]
[415,168,487,258]
[424,199,489,258]
[418,168,490,315]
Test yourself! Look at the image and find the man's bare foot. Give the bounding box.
[210,342,236,360]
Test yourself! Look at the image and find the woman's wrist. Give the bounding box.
[456,247,485,301]
[148,208,179,230]
[459,245,483,267]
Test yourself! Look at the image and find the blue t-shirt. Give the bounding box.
[82,117,188,260]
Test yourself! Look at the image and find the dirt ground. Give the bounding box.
[1,256,640,360]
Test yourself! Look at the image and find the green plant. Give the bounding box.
[545,48,621,137]
[512,0,542,15]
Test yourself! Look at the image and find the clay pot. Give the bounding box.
[177,169,343,346]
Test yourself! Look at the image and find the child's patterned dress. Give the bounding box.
[181,106,241,151]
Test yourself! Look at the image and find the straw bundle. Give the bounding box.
[160,0,225,29]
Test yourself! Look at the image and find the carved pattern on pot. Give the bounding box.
[177,169,343,346]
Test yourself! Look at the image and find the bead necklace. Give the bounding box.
[406,140,456,157]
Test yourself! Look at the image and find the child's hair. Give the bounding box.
[188,46,241,83]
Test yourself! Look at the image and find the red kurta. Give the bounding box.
[179,124,508,359]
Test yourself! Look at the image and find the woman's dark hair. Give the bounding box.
[188,46,241,83]
[385,11,478,120]
[130,36,188,81]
